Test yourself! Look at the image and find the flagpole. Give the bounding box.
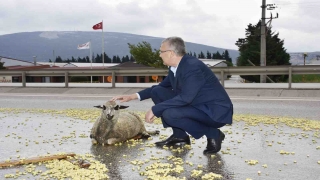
[53,50,55,66]
[102,20,104,67]
[90,40,92,83]
[102,20,105,83]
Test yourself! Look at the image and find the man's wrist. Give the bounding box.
[135,93,141,100]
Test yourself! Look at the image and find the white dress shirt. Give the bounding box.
[136,64,179,100]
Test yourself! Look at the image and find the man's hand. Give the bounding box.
[145,109,155,123]
[111,94,137,102]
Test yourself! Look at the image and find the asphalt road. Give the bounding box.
[0,92,319,180]
[0,93,319,120]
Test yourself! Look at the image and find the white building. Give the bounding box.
[199,59,227,67]
[199,59,228,80]
[0,56,35,67]
[37,62,119,68]
[309,59,320,65]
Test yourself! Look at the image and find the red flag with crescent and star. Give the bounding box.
[92,22,103,30]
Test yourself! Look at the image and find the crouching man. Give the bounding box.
[112,36,233,154]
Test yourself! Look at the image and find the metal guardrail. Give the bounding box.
[211,65,320,88]
[1,65,320,89]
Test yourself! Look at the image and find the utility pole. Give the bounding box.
[260,0,267,83]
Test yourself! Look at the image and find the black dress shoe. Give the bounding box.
[155,135,191,146]
[203,130,225,154]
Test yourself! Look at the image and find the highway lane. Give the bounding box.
[1,93,319,120]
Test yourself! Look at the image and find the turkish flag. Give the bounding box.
[92,22,103,30]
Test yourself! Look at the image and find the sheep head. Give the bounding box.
[94,101,129,121]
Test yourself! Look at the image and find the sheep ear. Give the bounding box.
[94,105,106,110]
[114,105,129,110]
[119,105,129,109]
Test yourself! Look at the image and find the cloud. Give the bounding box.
[0,0,109,32]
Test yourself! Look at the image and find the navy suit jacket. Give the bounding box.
[138,55,233,124]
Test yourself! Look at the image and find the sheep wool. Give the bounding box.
[90,101,159,145]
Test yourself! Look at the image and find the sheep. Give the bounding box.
[90,101,159,145]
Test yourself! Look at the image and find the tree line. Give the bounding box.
[49,54,135,64]
[186,50,233,66]
[128,41,234,68]
[48,48,234,67]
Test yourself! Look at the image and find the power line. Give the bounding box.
[275,1,320,5]
[266,3,320,13]
[270,0,320,11]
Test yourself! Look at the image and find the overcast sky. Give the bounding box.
[1,0,319,52]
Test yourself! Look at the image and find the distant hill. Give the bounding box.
[0,31,239,64]
[288,52,320,65]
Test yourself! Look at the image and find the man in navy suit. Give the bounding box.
[112,37,233,154]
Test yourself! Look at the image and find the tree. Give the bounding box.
[103,53,112,63]
[112,56,117,63]
[212,51,222,59]
[303,53,308,66]
[198,51,205,59]
[77,57,82,62]
[236,21,290,82]
[95,54,101,63]
[84,56,88,63]
[193,52,197,57]
[71,56,76,62]
[128,41,166,68]
[223,50,232,63]
[206,51,212,59]
[116,55,121,63]
[223,50,233,67]
[55,56,63,62]
[0,62,6,70]
[122,55,130,63]
[129,55,135,62]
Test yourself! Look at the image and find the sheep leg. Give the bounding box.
[91,138,98,145]
[147,130,160,135]
[107,138,123,145]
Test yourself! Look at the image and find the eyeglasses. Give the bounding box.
[159,50,172,54]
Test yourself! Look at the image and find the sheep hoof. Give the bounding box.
[91,139,98,145]
[141,133,151,139]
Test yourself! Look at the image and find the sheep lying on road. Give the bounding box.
[90,101,159,145]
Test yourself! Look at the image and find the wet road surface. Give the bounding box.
[0,93,319,179]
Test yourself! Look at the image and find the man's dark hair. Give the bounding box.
[162,37,186,56]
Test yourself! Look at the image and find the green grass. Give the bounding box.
[291,74,320,83]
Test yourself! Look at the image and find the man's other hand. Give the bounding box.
[145,109,155,123]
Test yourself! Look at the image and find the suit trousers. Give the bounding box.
[150,86,225,139]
